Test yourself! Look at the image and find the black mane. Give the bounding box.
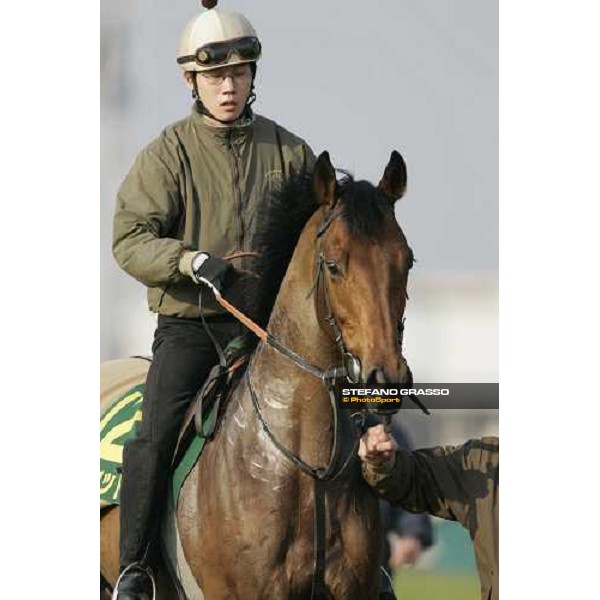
[244,169,395,336]
[246,170,317,330]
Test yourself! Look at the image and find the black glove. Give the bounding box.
[192,253,235,293]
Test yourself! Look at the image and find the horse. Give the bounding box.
[100,149,414,600]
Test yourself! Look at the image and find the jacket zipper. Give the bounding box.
[227,129,244,263]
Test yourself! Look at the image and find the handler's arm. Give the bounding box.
[362,430,498,526]
[113,139,188,287]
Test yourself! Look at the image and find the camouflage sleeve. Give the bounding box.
[362,437,499,528]
[112,138,188,287]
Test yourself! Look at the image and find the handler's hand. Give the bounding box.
[358,424,399,466]
[390,536,423,568]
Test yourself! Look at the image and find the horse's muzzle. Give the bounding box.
[363,357,412,386]
[361,359,413,415]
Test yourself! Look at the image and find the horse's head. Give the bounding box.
[311,150,413,386]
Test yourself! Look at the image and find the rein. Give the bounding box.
[206,206,357,389]
[204,206,364,481]
[207,288,349,385]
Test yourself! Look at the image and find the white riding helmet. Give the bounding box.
[177,9,262,73]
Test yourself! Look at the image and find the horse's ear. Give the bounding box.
[313,151,337,208]
[378,150,407,203]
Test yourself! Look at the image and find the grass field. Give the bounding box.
[393,570,480,600]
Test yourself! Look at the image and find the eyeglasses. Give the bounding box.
[178,36,261,68]
[199,68,252,85]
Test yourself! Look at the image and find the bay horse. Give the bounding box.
[100,150,414,600]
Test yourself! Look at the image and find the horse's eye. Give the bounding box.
[326,260,342,278]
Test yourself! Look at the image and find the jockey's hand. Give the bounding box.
[358,424,398,467]
[180,252,235,293]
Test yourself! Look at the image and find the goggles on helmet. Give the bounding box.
[177,36,261,68]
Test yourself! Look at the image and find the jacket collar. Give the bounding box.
[191,102,254,146]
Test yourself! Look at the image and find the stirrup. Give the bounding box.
[111,562,156,600]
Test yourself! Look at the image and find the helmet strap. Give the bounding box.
[246,83,257,108]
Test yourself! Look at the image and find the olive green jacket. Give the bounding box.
[113,104,315,318]
[363,437,499,600]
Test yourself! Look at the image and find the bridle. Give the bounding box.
[203,202,419,476]
[308,205,363,384]
[204,202,426,476]
[256,204,362,388]
[246,204,363,483]
[202,203,419,600]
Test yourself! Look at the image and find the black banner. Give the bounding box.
[334,383,499,410]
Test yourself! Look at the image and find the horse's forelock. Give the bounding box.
[338,179,396,239]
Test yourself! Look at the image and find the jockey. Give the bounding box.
[111,6,314,599]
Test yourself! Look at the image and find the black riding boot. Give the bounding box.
[117,316,241,580]
[118,438,169,569]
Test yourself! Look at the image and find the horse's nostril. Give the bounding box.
[366,367,387,385]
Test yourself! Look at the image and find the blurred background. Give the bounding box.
[101,1,497,597]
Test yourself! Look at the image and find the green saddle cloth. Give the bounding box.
[99,336,250,509]
[100,383,219,509]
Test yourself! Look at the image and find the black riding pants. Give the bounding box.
[119,314,242,569]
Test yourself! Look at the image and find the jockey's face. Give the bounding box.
[193,64,253,123]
